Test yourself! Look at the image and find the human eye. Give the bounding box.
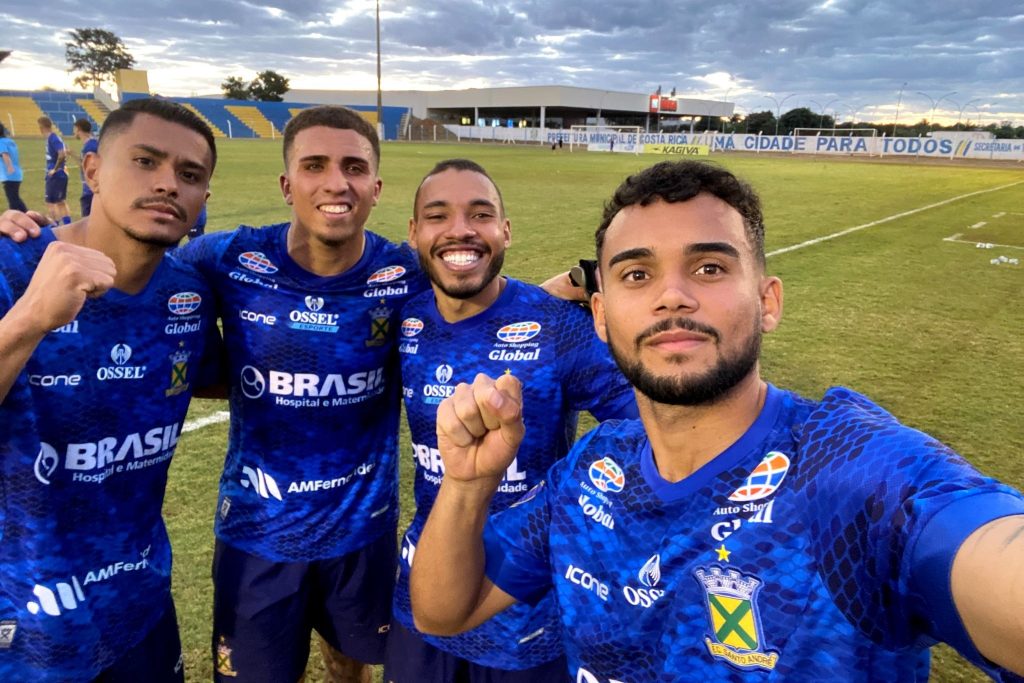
[693,262,726,277]
[620,267,650,283]
[134,156,155,168]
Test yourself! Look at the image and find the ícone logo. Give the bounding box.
[167,291,202,316]
[401,318,424,337]
[728,452,790,502]
[588,457,625,493]
[238,251,278,274]
[367,265,406,284]
[496,321,541,343]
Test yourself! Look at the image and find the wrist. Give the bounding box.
[3,300,51,343]
[440,475,503,505]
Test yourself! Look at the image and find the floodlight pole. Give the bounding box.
[949,97,980,129]
[766,93,795,135]
[809,98,838,129]
[375,0,383,131]
[916,90,956,129]
[893,82,907,136]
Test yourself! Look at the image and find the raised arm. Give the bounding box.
[0,241,115,402]
[951,514,1024,674]
[411,372,523,635]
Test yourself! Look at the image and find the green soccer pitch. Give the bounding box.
[41,138,1018,682]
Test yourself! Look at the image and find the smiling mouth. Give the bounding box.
[319,203,352,216]
[440,250,482,267]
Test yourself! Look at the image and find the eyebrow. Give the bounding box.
[297,154,370,166]
[421,198,497,212]
[608,242,741,268]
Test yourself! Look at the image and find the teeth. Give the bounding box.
[320,204,351,215]
[442,251,480,266]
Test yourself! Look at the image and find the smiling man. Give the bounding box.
[0,98,220,681]
[174,106,428,683]
[384,160,635,682]
[411,160,1024,682]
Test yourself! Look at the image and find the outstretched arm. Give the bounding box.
[411,373,524,636]
[0,241,115,402]
[951,514,1024,674]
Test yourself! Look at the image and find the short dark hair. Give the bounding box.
[74,119,93,134]
[413,158,505,219]
[0,123,7,138]
[283,106,380,169]
[99,98,217,172]
[37,116,53,129]
[595,160,765,267]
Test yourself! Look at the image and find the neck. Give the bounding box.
[639,369,768,483]
[55,217,165,295]
[286,223,364,276]
[433,276,506,323]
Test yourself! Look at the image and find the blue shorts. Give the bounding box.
[80,192,94,217]
[44,174,67,203]
[212,535,396,683]
[383,619,570,683]
[95,595,184,682]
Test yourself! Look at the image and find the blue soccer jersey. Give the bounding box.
[484,385,1024,682]
[80,137,98,197]
[0,231,219,680]
[44,133,66,178]
[393,278,637,669]
[176,224,428,561]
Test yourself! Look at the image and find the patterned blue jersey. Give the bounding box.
[394,278,637,669]
[175,224,428,561]
[44,133,66,177]
[484,385,1024,682]
[0,230,219,680]
[80,137,98,197]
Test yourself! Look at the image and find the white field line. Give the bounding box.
[182,410,230,433]
[179,181,1024,435]
[766,180,1024,258]
[970,221,988,229]
[943,237,1024,251]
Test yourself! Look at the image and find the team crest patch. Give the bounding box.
[366,300,391,347]
[165,343,190,397]
[216,635,238,677]
[728,452,790,502]
[695,566,779,671]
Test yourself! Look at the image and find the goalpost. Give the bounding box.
[569,125,642,154]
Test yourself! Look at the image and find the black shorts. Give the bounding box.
[383,619,569,683]
[44,174,67,203]
[211,535,396,682]
[95,595,184,682]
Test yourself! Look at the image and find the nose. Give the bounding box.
[151,163,180,197]
[653,271,699,314]
[444,212,476,239]
[323,164,349,194]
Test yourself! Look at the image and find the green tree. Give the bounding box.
[65,28,135,89]
[221,76,250,100]
[744,110,776,134]
[248,70,289,102]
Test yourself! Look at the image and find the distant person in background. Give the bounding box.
[37,116,71,225]
[0,124,28,212]
[72,119,99,217]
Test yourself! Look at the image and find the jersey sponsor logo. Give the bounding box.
[496,321,541,343]
[576,668,627,683]
[239,308,277,326]
[97,343,147,381]
[240,464,282,500]
[34,443,59,485]
[422,363,456,404]
[413,441,527,491]
[711,500,776,540]
[622,554,666,608]
[238,251,278,274]
[229,269,279,290]
[168,291,202,315]
[728,452,790,502]
[695,566,779,671]
[51,320,79,334]
[401,318,424,337]
[366,301,392,346]
[577,494,614,529]
[363,283,409,298]
[367,264,407,284]
[565,564,610,601]
[238,365,386,407]
[27,548,152,617]
[399,341,419,355]
[287,461,375,494]
[288,296,340,333]
[28,373,81,388]
[60,423,181,482]
[588,457,625,493]
[488,348,540,362]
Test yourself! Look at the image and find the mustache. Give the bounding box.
[635,317,720,347]
[131,196,187,221]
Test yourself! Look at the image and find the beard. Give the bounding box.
[607,315,761,406]
[122,225,183,249]
[419,245,505,300]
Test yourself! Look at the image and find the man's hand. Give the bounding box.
[0,210,49,242]
[13,241,116,334]
[540,269,588,303]
[436,373,525,485]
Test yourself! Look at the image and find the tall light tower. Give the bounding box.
[375,0,383,131]
[766,93,795,135]
[916,90,957,128]
[892,82,907,136]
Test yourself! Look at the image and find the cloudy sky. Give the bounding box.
[1,0,1021,125]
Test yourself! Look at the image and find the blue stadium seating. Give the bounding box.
[0,90,99,135]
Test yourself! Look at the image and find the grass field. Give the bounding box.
[20,138,1024,681]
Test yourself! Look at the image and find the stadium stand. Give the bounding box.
[177,102,230,138]
[76,98,110,125]
[226,105,280,138]
[0,94,47,137]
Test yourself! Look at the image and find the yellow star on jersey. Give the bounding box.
[715,544,731,562]
[504,368,512,375]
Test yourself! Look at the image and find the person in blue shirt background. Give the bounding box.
[72,119,99,217]
[37,116,70,225]
[0,124,27,212]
